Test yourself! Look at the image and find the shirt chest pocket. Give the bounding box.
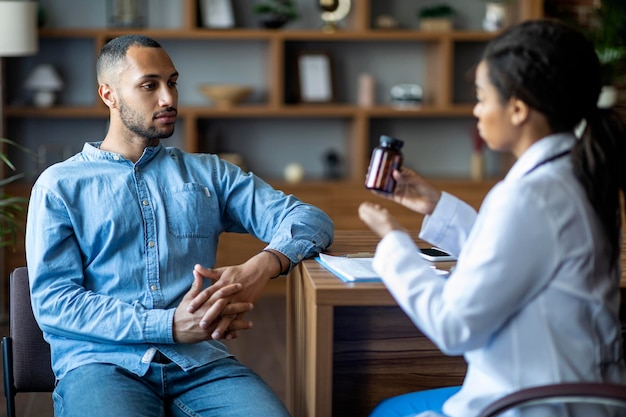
[162,183,217,238]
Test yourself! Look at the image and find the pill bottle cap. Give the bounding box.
[380,135,404,149]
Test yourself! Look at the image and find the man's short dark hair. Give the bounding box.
[96,35,162,84]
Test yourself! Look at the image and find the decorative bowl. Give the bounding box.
[199,84,253,108]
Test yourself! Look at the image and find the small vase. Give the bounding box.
[598,85,618,109]
[482,2,511,32]
[470,150,485,181]
[419,17,452,32]
[107,0,146,28]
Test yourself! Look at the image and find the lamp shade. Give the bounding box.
[24,64,63,91]
[0,1,38,57]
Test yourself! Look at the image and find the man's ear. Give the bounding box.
[509,97,529,126]
[99,83,116,108]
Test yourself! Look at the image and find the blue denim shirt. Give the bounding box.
[25,142,333,380]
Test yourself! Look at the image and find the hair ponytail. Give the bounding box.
[485,19,626,267]
[572,107,626,265]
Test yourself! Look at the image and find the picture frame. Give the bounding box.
[296,52,335,103]
[199,0,235,29]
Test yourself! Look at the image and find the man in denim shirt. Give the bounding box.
[25,35,333,417]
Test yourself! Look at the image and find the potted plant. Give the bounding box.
[417,4,455,32]
[589,2,626,86]
[253,0,299,29]
[578,0,626,107]
[0,138,29,249]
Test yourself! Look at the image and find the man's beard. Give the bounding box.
[119,99,175,140]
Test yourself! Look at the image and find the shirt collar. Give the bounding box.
[82,141,163,166]
[505,133,576,181]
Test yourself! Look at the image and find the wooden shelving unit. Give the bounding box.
[4,0,544,182]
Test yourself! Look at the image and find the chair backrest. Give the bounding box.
[3,266,55,393]
[477,382,626,417]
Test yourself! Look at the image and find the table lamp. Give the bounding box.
[0,1,39,134]
[24,64,63,108]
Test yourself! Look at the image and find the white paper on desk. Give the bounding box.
[316,253,450,283]
[316,253,380,282]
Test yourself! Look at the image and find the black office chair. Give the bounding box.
[477,382,626,417]
[2,267,55,417]
[476,324,626,416]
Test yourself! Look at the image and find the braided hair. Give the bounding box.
[483,19,626,265]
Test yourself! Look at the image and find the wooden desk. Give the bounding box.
[286,230,626,417]
[285,230,466,417]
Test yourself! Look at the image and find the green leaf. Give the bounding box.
[417,4,455,19]
[0,138,30,248]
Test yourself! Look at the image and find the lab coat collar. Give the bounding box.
[505,133,576,181]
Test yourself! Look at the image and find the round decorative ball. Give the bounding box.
[284,163,304,183]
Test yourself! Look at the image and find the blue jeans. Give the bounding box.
[52,357,290,417]
[368,386,461,417]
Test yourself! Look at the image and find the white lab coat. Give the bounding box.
[372,133,626,416]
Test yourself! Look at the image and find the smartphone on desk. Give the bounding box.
[419,247,456,262]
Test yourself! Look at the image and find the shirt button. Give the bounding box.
[113,155,120,161]
[297,254,302,260]
[150,285,158,291]
[142,200,149,206]
[148,241,155,248]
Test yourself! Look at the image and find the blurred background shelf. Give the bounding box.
[1,0,548,279]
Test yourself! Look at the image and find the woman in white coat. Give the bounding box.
[360,19,626,417]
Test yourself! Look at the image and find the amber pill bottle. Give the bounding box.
[365,135,404,193]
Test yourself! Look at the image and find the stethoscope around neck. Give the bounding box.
[523,149,571,176]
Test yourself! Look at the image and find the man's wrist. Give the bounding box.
[260,249,287,279]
